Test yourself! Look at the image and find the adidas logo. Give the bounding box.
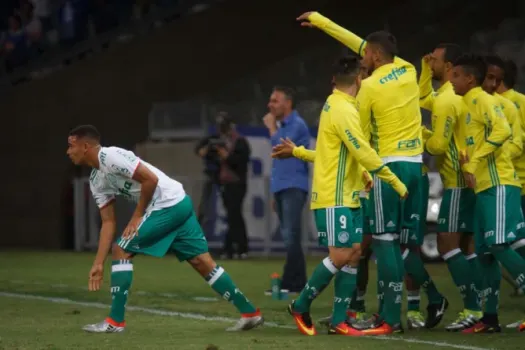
[411,234,417,240]
[387,221,395,228]
[508,232,516,239]
[460,222,466,229]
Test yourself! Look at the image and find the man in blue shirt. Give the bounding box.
[263,86,310,294]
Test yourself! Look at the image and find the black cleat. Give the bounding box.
[426,297,449,329]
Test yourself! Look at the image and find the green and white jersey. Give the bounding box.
[89,146,185,213]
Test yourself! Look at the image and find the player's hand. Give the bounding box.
[463,172,476,189]
[423,53,433,64]
[362,171,373,192]
[271,137,296,159]
[122,215,142,240]
[198,146,208,158]
[215,146,229,159]
[262,113,277,130]
[88,263,104,291]
[296,12,316,28]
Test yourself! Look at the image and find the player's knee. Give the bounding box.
[437,232,459,256]
[329,244,361,268]
[111,243,133,260]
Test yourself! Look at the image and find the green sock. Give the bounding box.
[444,249,480,311]
[407,290,420,312]
[403,249,443,305]
[490,245,525,291]
[294,257,338,313]
[466,253,485,309]
[350,256,368,312]
[373,239,403,325]
[109,260,134,324]
[515,245,525,259]
[206,266,256,314]
[479,254,501,314]
[332,265,358,325]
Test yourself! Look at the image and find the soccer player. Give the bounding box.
[419,44,485,331]
[66,125,263,333]
[297,11,447,332]
[275,55,408,336]
[451,54,525,333]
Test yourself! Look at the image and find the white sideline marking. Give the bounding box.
[0,291,493,350]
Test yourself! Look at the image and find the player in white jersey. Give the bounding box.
[66,125,263,333]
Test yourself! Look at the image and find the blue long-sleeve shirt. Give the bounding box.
[270,111,310,194]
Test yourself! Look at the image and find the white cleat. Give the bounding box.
[226,310,264,331]
[506,320,523,329]
[82,320,125,333]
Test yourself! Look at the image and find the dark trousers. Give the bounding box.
[221,183,248,257]
[275,188,308,292]
[197,176,215,229]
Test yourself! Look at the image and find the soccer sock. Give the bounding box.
[294,257,338,313]
[373,239,403,325]
[466,253,485,308]
[350,256,368,312]
[332,265,358,325]
[109,260,134,324]
[443,249,480,312]
[512,240,525,259]
[490,245,525,292]
[407,289,421,312]
[403,249,443,305]
[206,266,256,314]
[479,254,501,315]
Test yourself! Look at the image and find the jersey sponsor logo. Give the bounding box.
[112,165,132,176]
[344,130,360,149]
[484,230,494,238]
[311,192,318,202]
[355,228,363,234]
[397,138,421,150]
[379,66,408,84]
[338,231,349,244]
[100,151,107,166]
[318,231,327,238]
[410,213,420,221]
[517,222,525,230]
[438,218,446,224]
[388,282,403,292]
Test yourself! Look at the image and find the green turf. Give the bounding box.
[0,251,522,349]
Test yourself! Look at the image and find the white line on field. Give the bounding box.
[0,291,493,350]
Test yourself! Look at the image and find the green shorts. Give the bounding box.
[401,173,429,246]
[438,188,476,233]
[314,206,363,248]
[518,196,525,240]
[360,197,371,235]
[475,185,523,253]
[117,195,208,261]
[368,161,423,239]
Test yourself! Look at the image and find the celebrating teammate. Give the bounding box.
[274,55,407,336]
[451,54,525,333]
[418,44,485,331]
[66,125,263,333]
[297,11,447,333]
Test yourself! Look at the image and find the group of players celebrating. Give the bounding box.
[270,11,525,336]
[65,9,525,338]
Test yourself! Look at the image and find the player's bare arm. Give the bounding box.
[90,201,117,292]
[122,163,159,239]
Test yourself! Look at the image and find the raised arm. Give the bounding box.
[419,56,436,111]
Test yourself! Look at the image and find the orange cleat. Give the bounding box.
[287,301,317,336]
[361,321,401,336]
[518,321,525,332]
[462,322,501,334]
[328,322,365,336]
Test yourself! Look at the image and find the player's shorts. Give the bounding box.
[117,195,208,261]
[475,185,523,254]
[517,195,525,241]
[437,188,476,233]
[360,197,371,235]
[368,161,422,238]
[314,206,363,248]
[401,173,429,246]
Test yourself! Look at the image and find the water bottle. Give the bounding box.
[271,273,281,300]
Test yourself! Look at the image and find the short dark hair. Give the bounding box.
[273,86,296,108]
[365,31,398,59]
[502,59,518,88]
[333,55,361,86]
[453,54,487,86]
[483,54,505,70]
[435,43,463,63]
[69,125,101,142]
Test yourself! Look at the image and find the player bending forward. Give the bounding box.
[66,125,263,333]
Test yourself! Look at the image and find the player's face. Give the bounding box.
[482,65,504,94]
[67,136,88,165]
[430,48,446,81]
[267,91,290,118]
[450,66,470,96]
[361,46,375,72]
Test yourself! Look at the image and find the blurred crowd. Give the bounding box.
[0,0,181,72]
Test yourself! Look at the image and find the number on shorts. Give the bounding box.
[339,215,347,229]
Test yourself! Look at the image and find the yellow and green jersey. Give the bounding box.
[494,93,522,161]
[293,89,406,209]
[419,58,468,188]
[308,12,423,159]
[462,87,519,193]
[501,89,525,193]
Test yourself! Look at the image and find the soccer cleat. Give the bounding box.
[445,310,482,332]
[506,320,523,329]
[318,311,366,327]
[226,309,264,331]
[407,311,426,330]
[519,321,525,332]
[328,321,364,336]
[351,313,381,330]
[425,297,449,328]
[462,321,501,334]
[82,318,125,333]
[288,301,317,336]
[361,320,404,335]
